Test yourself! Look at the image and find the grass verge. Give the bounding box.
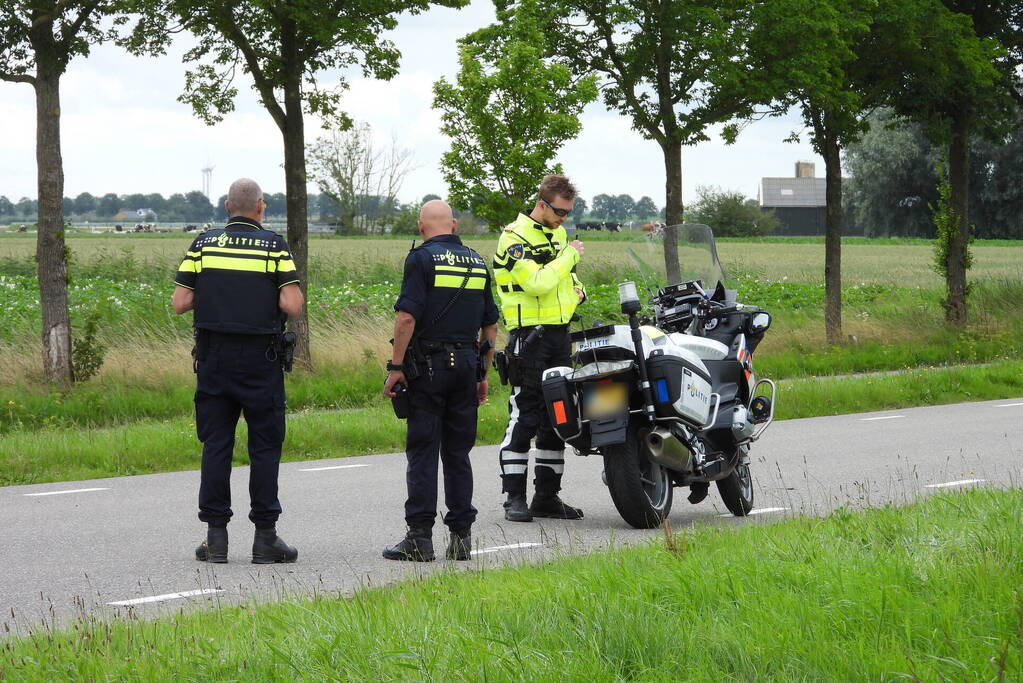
[2,360,1022,487]
[2,488,1020,680]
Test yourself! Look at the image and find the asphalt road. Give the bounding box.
[2,398,1021,636]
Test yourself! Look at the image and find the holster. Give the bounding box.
[391,383,410,419]
[278,330,296,372]
[477,339,494,382]
[505,352,545,389]
[402,338,424,381]
[494,350,510,385]
[192,328,210,373]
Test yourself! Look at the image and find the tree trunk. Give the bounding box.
[34,58,74,386]
[281,59,311,368]
[945,107,971,326]
[822,131,843,345]
[661,140,682,283]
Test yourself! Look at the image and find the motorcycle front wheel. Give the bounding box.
[603,419,673,529]
[716,460,754,516]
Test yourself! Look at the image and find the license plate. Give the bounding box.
[583,382,628,420]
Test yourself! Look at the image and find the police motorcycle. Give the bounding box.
[539,224,776,529]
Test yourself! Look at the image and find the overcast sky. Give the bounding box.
[0,0,825,208]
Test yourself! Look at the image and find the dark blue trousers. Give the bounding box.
[194,335,286,527]
[404,347,479,532]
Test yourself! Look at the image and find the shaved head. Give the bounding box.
[418,199,456,238]
[225,178,263,217]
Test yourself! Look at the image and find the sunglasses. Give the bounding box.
[540,197,572,217]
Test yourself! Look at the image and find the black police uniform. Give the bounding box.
[175,216,298,531]
[392,234,498,537]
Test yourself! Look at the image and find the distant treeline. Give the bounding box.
[0,192,415,224]
[0,190,667,226]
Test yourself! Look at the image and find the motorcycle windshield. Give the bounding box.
[623,223,728,297]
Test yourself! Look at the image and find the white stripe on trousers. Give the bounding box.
[499,386,529,475]
[534,448,565,474]
[499,386,522,452]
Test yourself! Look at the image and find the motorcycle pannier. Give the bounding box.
[646,353,713,426]
[541,368,584,442]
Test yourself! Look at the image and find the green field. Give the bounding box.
[2,487,1019,680]
[2,233,1023,485]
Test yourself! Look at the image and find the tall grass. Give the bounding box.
[3,359,1022,487]
[2,488,1019,680]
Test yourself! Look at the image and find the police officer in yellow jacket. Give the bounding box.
[493,174,586,521]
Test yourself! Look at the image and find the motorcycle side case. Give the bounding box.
[646,352,714,426]
[541,367,589,447]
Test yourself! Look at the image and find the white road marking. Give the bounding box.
[996,402,1023,408]
[472,542,542,556]
[860,415,904,421]
[298,464,369,472]
[924,479,985,489]
[720,507,788,517]
[108,589,224,606]
[24,487,110,497]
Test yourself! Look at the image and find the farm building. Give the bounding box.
[759,162,859,236]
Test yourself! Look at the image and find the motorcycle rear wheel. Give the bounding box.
[716,460,754,516]
[603,420,673,529]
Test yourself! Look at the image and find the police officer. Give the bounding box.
[172,178,303,564]
[382,200,498,562]
[494,174,586,522]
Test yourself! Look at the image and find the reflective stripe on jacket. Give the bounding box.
[492,212,585,330]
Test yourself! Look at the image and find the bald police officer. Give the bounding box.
[172,178,304,564]
[382,200,499,561]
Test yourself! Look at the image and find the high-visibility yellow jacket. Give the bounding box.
[493,212,585,330]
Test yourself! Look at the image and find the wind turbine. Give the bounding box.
[201,158,215,200]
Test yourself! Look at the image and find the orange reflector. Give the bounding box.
[553,400,568,425]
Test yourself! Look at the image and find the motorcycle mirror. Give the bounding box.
[749,312,772,333]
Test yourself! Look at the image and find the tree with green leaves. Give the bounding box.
[591,193,615,221]
[890,0,1020,325]
[16,197,37,218]
[744,0,911,343]
[613,194,636,222]
[74,192,96,215]
[744,0,985,342]
[571,197,588,222]
[0,0,124,385]
[433,0,597,230]
[128,0,465,365]
[634,195,657,221]
[97,192,119,217]
[550,0,762,280]
[688,185,779,237]
[843,110,941,238]
[307,121,414,235]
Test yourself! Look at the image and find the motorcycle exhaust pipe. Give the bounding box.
[645,427,692,473]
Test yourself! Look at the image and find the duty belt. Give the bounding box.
[419,340,477,352]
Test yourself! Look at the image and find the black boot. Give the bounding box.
[445,528,472,561]
[530,493,584,519]
[383,528,435,562]
[688,482,709,504]
[503,493,533,522]
[252,527,298,564]
[195,526,228,563]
